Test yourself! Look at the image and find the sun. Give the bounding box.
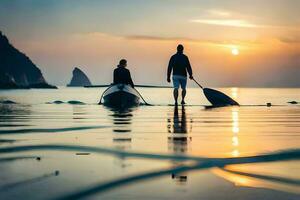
[231,48,239,56]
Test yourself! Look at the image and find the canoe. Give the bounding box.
[101,84,140,107]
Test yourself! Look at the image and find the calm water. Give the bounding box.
[0,87,299,200]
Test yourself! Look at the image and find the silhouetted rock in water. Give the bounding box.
[47,100,64,104]
[68,67,92,87]
[288,101,298,104]
[0,31,57,89]
[0,100,16,104]
[67,100,85,105]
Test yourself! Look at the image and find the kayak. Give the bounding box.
[101,84,140,107]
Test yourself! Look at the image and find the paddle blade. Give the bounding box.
[203,88,239,106]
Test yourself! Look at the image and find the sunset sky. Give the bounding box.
[0,0,299,87]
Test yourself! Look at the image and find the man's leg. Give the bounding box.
[172,76,180,105]
[173,88,179,105]
[181,89,186,104]
[180,77,187,104]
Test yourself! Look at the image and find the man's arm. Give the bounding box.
[113,69,117,84]
[127,71,134,88]
[186,56,193,79]
[167,56,173,82]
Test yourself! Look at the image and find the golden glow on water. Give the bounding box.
[213,165,300,195]
[232,136,239,146]
[231,87,238,99]
[231,108,240,157]
[231,149,240,157]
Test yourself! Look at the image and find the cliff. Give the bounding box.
[67,67,92,87]
[0,31,57,89]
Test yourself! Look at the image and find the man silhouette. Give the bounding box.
[167,44,193,105]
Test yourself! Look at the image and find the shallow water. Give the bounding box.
[0,87,299,200]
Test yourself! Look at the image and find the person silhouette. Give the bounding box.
[167,45,193,105]
[113,59,134,88]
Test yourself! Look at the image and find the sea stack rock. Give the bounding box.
[68,67,92,87]
[0,31,57,89]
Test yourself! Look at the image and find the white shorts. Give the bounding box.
[172,75,187,89]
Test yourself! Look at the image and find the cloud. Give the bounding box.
[124,35,236,47]
[279,37,300,44]
[207,9,231,17]
[74,33,205,44]
[71,32,263,46]
[124,35,199,42]
[123,35,268,53]
[190,19,258,28]
[190,18,300,30]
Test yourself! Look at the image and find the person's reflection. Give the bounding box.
[169,105,188,152]
[110,108,134,168]
[168,105,191,183]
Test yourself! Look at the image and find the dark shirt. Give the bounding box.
[167,52,193,78]
[113,66,134,88]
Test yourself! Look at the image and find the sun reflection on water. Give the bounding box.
[231,87,238,99]
[231,107,240,157]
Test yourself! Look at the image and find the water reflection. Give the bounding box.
[231,107,240,157]
[213,166,300,194]
[72,106,87,120]
[168,105,188,153]
[0,104,31,122]
[168,105,192,183]
[0,170,59,191]
[110,108,133,135]
[231,87,238,99]
[0,104,31,144]
[110,108,134,168]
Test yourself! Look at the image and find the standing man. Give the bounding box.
[167,44,193,105]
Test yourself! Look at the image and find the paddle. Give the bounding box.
[192,78,239,107]
[132,87,153,106]
[85,84,172,88]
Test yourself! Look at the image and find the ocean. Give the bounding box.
[0,87,299,200]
